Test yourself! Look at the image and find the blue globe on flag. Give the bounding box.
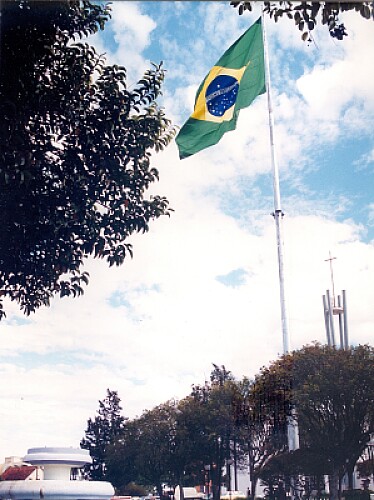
[205,75,239,117]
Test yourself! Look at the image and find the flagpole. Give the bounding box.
[261,10,290,356]
[261,12,300,463]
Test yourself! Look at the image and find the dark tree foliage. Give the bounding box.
[106,419,141,493]
[81,389,126,481]
[105,366,243,499]
[231,2,373,42]
[190,366,242,500]
[233,376,290,500]
[0,1,175,319]
[210,363,234,386]
[259,448,332,500]
[132,404,175,497]
[249,344,374,500]
[107,401,177,496]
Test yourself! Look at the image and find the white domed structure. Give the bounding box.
[0,447,114,500]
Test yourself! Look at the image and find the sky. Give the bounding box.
[1,1,374,460]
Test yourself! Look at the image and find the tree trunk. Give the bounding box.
[346,461,356,490]
[213,439,224,500]
[157,483,163,500]
[329,470,340,500]
[212,463,223,500]
[179,475,185,500]
[234,439,238,491]
[347,472,353,490]
[316,474,324,498]
[248,442,255,500]
[250,475,259,500]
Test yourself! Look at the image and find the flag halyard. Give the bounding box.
[176,18,265,159]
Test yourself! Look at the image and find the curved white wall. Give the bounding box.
[0,447,114,500]
[24,447,93,481]
[0,479,114,500]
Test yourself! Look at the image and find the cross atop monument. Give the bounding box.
[325,251,337,306]
[322,251,348,349]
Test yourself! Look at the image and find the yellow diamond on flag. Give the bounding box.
[192,65,248,123]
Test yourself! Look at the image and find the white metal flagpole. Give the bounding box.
[261,10,291,356]
[261,10,300,458]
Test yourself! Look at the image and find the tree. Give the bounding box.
[190,365,242,500]
[133,404,175,498]
[81,389,126,481]
[294,345,374,499]
[105,366,242,498]
[107,401,179,496]
[251,344,374,500]
[0,1,175,319]
[231,2,373,42]
[106,419,140,493]
[234,376,289,499]
[258,448,332,500]
[170,395,214,497]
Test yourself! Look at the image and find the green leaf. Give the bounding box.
[360,4,371,19]
[0,0,175,319]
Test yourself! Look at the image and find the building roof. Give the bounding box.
[1,465,36,481]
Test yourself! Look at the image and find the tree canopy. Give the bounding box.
[104,365,243,497]
[231,2,374,42]
[82,350,374,499]
[250,344,374,500]
[81,389,126,481]
[0,0,175,319]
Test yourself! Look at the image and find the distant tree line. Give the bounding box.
[81,345,374,500]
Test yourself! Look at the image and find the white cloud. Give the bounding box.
[1,3,374,462]
[355,147,374,171]
[200,2,257,49]
[2,176,374,457]
[296,12,374,125]
[366,204,374,232]
[93,2,157,84]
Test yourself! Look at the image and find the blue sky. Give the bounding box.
[1,2,374,459]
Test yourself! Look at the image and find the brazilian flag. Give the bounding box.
[176,18,265,159]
